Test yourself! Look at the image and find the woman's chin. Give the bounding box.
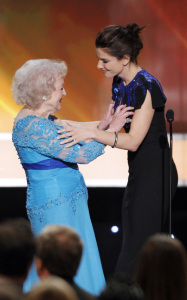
[57,104,62,111]
[103,71,113,78]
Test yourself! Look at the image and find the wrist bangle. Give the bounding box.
[112,132,118,148]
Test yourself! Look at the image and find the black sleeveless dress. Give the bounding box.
[112,69,178,277]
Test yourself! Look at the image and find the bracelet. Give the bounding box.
[112,132,118,148]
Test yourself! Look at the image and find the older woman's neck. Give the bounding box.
[23,105,51,119]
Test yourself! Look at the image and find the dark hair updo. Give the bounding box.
[95,23,145,64]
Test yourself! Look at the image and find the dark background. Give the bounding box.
[0,186,186,279]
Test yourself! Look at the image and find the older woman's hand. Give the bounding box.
[57,125,95,147]
[108,105,134,132]
[57,105,134,148]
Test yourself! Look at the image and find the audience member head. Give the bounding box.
[12,59,67,109]
[0,218,35,284]
[0,285,21,300]
[35,225,83,280]
[135,233,187,300]
[22,276,78,300]
[98,273,143,300]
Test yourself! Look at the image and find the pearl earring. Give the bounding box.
[42,96,47,101]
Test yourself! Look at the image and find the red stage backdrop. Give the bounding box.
[0,0,186,132]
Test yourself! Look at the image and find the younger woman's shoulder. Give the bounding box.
[137,69,167,108]
[139,69,163,87]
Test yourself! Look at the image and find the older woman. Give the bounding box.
[12,59,133,293]
[12,59,109,295]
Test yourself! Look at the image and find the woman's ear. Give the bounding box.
[123,55,130,66]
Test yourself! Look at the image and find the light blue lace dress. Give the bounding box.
[12,115,106,295]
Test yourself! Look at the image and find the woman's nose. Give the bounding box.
[97,60,103,69]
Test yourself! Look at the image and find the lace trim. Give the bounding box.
[12,116,105,164]
[26,184,88,223]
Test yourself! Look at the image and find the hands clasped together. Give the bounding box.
[57,104,134,148]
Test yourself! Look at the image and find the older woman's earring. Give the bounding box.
[42,96,47,101]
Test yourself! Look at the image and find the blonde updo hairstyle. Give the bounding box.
[12,59,67,108]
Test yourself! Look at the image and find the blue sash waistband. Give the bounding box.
[22,159,76,170]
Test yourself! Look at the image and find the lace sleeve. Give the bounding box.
[12,116,105,164]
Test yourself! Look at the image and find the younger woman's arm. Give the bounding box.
[58,91,154,152]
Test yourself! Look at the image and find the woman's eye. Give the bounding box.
[103,60,108,63]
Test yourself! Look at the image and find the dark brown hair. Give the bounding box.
[95,23,144,64]
[0,218,35,278]
[135,234,187,300]
[36,225,83,279]
[99,273,144,300]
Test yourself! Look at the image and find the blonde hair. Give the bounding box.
[11,59,67,108]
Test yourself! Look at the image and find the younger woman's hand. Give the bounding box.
[98,103,114,130]
[108,105,134,132]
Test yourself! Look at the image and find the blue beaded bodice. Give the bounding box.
[112,69,167,131]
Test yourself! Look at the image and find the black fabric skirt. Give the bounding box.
[115,141,178,277]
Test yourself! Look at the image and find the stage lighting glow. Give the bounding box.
[111,226,119,233]
[168,234,175,239]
